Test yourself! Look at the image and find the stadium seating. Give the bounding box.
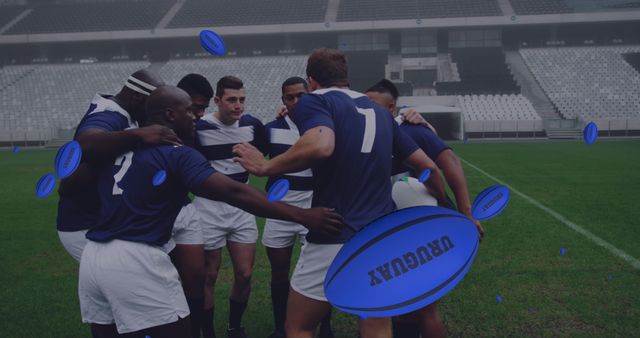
[6,0,172,34]
[509,0,572,15]
[510,0,640,15]
[0,61,149,131]
[458,94,541,121]
[0,5,26,29]
[168,0,327,28]
[520,46,640,120]
[436,48,520,95]
[337,0,502,21]
[158,56,307,122]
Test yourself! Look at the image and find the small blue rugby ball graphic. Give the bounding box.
[583,121,598,145]
[152,170,167,186]
[35,173,57,199]
[199,30,226,56]
[55,140,82,179]
[267,178,289,202]
[324,206,479,318]
[471,185,510,220]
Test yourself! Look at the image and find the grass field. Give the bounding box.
[1,139,639,337]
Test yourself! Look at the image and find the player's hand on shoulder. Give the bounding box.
[276,105,288,119]
[402,109,438,134]
[301,207,345,237]
[232,143,268,176]
[135,125,182,146]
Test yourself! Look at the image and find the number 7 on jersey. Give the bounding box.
[356,107,376,153]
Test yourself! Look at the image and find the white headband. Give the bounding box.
[124,76,157,96]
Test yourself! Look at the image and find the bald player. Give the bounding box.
[57,69,177,262]
[79,86,345,337]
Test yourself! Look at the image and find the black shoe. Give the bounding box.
[266,332,286,338]
[317,325,335,338]
[228,327,248,338]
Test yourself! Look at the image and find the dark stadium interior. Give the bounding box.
[1,0,639,143]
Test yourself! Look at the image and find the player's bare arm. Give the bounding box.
[76,125,181,164]
[402,109,438,134]
[436,149,484,238]
[403,149,448,205]
[197,172,344,237]
[233,126,334,177]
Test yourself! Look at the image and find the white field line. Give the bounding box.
[461,158,640,270]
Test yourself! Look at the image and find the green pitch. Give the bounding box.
[1,139,639,337]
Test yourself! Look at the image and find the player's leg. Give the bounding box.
[171,204,206,338]
[203,248,223,338]
[263,217,300,337]
[287,242,343,338]
[392,312,420,338]
[226,240,256,336]
[171,244,206,338]
[224,210,259,337]
[285,289,332,338]
[91,318,192,338]
[266,245,294,337]
[417,302,445,338]
[358,317,392,338]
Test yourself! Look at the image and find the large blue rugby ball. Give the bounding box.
[324,206,479,318]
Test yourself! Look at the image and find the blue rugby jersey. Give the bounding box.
[291,88,419,244]
[56,94,137,232]
[264,116,313,200]
[87,144,215,246]
[194,114,267,183]
[391,116,451,180]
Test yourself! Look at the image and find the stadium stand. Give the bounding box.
[0,5,26,29]
[6,0,173,34]
[337,0,502,21]
[509,0,572,15]
[510,0,640,15]
[458,94,541,120]
[0,61,149,131]
[168,0,327,28]
[624,53,640,73]
[520,46,640,120]
[158,55,307,122]
[436,48,520,95]
[0,65,35,90]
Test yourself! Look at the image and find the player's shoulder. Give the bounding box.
[88,94,132,121]
[196,114,219,131]
[240,114,264,127]
[264,117,287,130]
[400,121,435,136]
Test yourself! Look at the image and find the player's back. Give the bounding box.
[87,144,214,246]
[291,88,418,243]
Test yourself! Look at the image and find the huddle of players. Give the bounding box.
[56,47,482,338]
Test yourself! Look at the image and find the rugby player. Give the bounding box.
[174,73,215,338]
[233,48,448,338]
[366,79,484,338]
[79,85,344,338]
[192,76,267,338]
[263,76,335,338]
[56,69,174,262]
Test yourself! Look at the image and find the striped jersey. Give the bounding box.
[194,113,267,182]
[264,116,313,203]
